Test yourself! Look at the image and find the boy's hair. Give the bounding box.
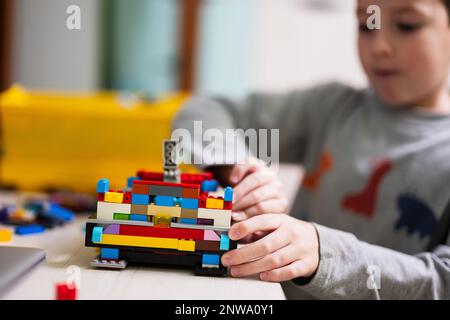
[445,0,450,16]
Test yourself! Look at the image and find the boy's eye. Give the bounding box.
[397,23,422,32]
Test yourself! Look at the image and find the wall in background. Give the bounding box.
[12,0,102,91]
[195,0,252,98]
[196,0,366,98]
[106,0,180,98]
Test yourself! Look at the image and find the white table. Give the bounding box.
[0,165,302,300]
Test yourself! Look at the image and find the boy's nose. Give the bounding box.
[371,31,395,58]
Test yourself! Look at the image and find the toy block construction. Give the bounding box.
[85,140,237,276]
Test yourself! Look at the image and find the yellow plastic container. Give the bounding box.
[0,85,190,192]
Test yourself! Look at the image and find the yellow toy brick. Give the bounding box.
[104,192,124,203]
[101,234,178,250]
[0,229,12,242]
[178,240,195,252]
[206,197,224,209]
[147,204,181,218]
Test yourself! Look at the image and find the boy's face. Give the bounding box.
[358,0,450,107]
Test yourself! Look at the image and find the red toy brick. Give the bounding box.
[134,180,198,189]
[123,192,132,204]
[97,193,105,201]
[56,283,77,300]
[120,224,205,240]
[199,195,207,208]
[223,201,232,210]
[137,170,164,181]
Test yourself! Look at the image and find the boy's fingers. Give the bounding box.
[229,244,297,278]
[233,171,275,204]
[223,226,287,266]
[230,164,256,185]
[260,259,311,282]
[228,214,282,240]
[233,183,280,211]
[242,197,289,218]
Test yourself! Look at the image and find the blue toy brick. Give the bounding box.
[132,194,150,205]
[180,218,197,225]
[97,178,110,193]
[202,254,220,266]
[129,214,147,222]
[174,197,182,206]
[201,179,219,192]
[48,204,74,222]
[92,226,103,243]
[154,195,175,207]
[15,224,45,235]
[127,176,141,188]
[220,234,230,250]
[224,186,233,202]
[181,198,198,209]
[101,248,119,260]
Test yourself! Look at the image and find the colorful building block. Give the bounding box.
[181,208,197,219]
[119,224,204,240]
[104,224,120,234]
[15,224,45,235]
[202,254,220,266]
[220,234,230,250]
[97,202,131,220]
[129,214,147,221]
[132,194,150,205]
[223,201,232,210]
[197,218,214,226]
[96,178,109,193]
[181,198,198,209]
[178,240,195,251]
[56,283,77,300]
[92,226,103,242]
[201,179,218,192]
[180,218,197,225]
[100,234,179,250]
[147,204,181,218]
[197,208,232,228]
[137,170,164,181]
[154,195,176,207]
[0,229,12,242]
[204,229,220,241]
[224,186,233,201]
[206,197,224,209]
[182,187,200,199]
[127,176,140,188]
[101,248,119,260]
[113,213,130,221]
[132,182,149,195]
[195,240,220,252]
[130,204,148,215]
[123,192,132,204]
[150,185,183,197]
[97,193,105,201]
[105,192,124,203]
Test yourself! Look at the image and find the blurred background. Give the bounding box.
[0,0,366,193]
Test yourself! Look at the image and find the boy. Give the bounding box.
[172,0,450,299]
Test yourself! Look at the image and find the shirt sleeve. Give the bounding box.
[291,224,450,299]
[171,82,358,168]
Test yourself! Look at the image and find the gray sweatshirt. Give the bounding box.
[172,82,450,300]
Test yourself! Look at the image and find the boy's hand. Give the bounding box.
[221,214,320,282]
[229,159,289,221]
